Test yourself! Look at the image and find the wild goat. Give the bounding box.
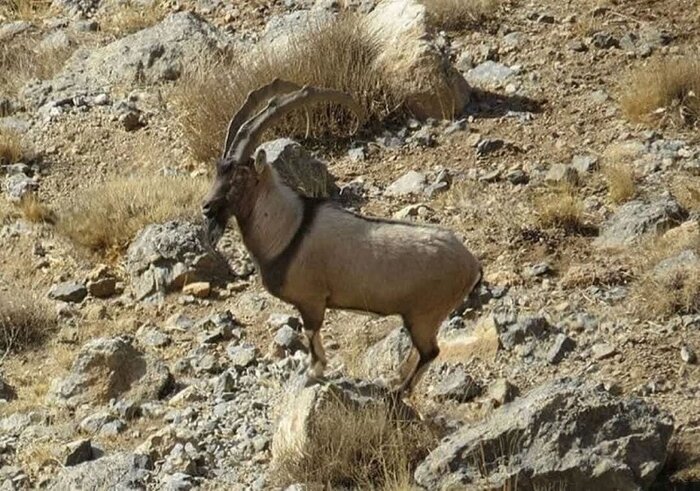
[202,79,482,395]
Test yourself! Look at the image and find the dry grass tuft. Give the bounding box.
[97,0,166,36]
[172,14,401,163]
[0,130,24,165]
[632,229,700,319]
[421,0,500,31]
[0,32,75,96]
[57,175,208,256]
[533,185,586,232]
[18,194,56,223]
[0,0,53,21]
[620,56,700,125]
[272,397,436,489]
[603,162,636,204]
[672,176,700,212]
[0,289,56,354]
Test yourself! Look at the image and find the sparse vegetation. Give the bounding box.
[18,194,56,223]
[0,289,56,354]
[603,162,636,204]
[172,14,401,162]
[272,397,436,489]
[0,32,75,95]
[0,0,53,21]
[620,56,700,125]
[421,0,499,31]
[534,185,586,232]
[57,175,208,256]
[97,0,166,36]
[673,176,700,212]
[0,130,24,165]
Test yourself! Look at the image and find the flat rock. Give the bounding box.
[49,453,152,490]
[359,327,413,382]
[430,366,482,403]
[414,377,674,490]
[595,193,686,248]
[65,439,95,467]
[547,333,576,364]
[466,61,515,87]
[48,281,88,303]
[385,170,427,196]
[182,282,210,298]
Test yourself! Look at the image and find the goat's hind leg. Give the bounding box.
[299,306,328,381]
[394,315,441,396]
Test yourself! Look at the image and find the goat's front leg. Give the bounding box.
[298,306,327,379]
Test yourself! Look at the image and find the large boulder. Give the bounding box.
[363,0,470,119]
[414,377,674,491]
[595,193,686,248]
[49,453,152,490]
[257,139,338,198]
[125,220,231,301]
[48,336,173,409]
[22,12,229,107]
[359,327,413,381]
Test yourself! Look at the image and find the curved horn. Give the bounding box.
[229,85,366,165]
[221,78,303,159]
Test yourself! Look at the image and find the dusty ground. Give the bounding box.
[1,0,699,488]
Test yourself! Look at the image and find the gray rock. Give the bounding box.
[136,325,171,348]
[227,343,258,369]
[162,472,195,491]
[347,146,367,162]
[49,453,152,490]
[125,220,231,301]
[505,168,529,185]
[414,377,674,490]
[257,139,337,198]
[499,316,549,350]
[654,249,700,277]
[3,174,38,203]
[79,411,120,433]
[595,194,687,248]
[267,313,302,331]
[0,21,32,40]
[681,344,697,364]
[272,326,305,358]
[384,170,427,197]
[431,366,482,403]
[48,281,87,303]
[466,61,515,87]
[591,31,618,49]
[547,333,576,364]
[48,336,172,409]
[486,379,518,407]
[262,9,335,47]
[359,327,412,382]
[572,154,599,173]
[65,439,95,466]
[592,342,617,360]
[23,13,229,108]
[214,371,237,399]
[475,138,504,157]
[545,164,579,186]
[445,119,468,135]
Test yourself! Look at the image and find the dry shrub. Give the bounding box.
[172,14,402,163]
[273,397,436,490]
[632,229,700,319]
[603,162,636,204]
[0,32,75,95]
[0,130,24,165]
[421,0,499,31]
[57,175,208,255]
[18,194,55,223]
[620,57,700,125]
[672,176,700,212]
[0,289,56,354]
[97,0,166,36]
[0,0,53,21]
[534,185,585,232]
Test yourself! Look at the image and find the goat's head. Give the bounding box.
[202,78,365,245]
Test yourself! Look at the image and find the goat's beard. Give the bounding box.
[204,216,225,247]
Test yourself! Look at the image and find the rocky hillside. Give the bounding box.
[0,0,699,489]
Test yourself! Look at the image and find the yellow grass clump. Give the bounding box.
[620,56,700,125]
[272,397,436,490]
[171,14,401,163]
[0,130,24,165]
[0,0,53,21]
[421,0,500,31]
[0,289,56,354]
[534,185,586,232]
[96,0,166,36]
[57,175,208,256]
[603,163,636,204]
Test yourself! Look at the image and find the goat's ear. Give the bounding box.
[253,149,272,180]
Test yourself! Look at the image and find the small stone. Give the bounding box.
[681,345,697,364]
[547,334,576,364]
[445,119,468,135]
[486,379,518,407]
[466,61,515,87]
[572,154,599,174]
[166,313,195,332]
[592,342,617,360]
[162,472,194,491]
[431,367,482,403]
[476,138,504,157]
[537,14,555,23]
[182,282,210,298]
[48,281,87,303]
[267,313,302,330]
[385,170,427,196]
[272,326,306,358]
[529,262,552,277]
[136,325,172,348]
[505,168,529,185]
[348,146,366,162]
[168,386,203,407]
[591,31,618,49]
[87,278,117,298]
[214,371,237,398]
[227,343,258,369]
[567,39,587,52]
[545,164,579,186]
[65,439,95,466]
[479,169,501,183]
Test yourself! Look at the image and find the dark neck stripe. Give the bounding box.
[259,196,327,296]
